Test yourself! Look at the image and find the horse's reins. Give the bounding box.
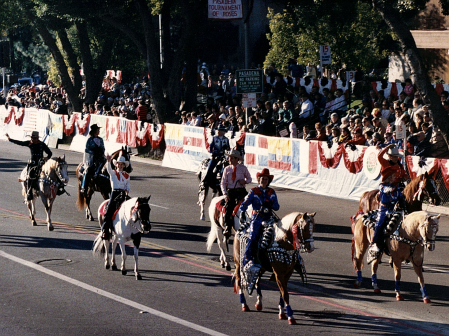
[123,202,148,234]
[40,160,70,197]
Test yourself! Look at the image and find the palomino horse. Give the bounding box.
[92,196,152,280]
[197,157,227,220]
[233,212,316,325]
[206,195,251,271]
[22,156,69,231]
[76,146,132,221]
[352,172,441,292]
[387,211,440,302]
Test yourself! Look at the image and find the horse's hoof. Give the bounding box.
[48,225,54,231]
[242,304,250,312]
[90,217,95,222]
[105,264,110,270]
[32,221,37,227]
[288,318,297,325]
[200,215,205,221]
[354,281,361,288]
[136,274,142,280]
[221,264,225,268]
[111,265,118,271]
[396,295,404,301]
[423,298,431,304]
[122,270,127,276]
[374,288,381,293]
[279,313,287,320]
[255,303,262,311]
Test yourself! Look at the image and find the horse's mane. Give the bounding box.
[274,212,301,242]
[403,174,424,202]
[41,158,59,175]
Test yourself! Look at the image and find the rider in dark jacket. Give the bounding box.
[6,131,52,200]
[203,124,230,184]
[81,124,105,194]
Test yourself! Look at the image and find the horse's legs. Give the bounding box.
[371,258,382,293]
[274,269,296,325]
[255,280,263,311]
[392,258,404,301]
[103,239,111,269]
[233,240,249,312]
[85,192,94,221]
[41,197,55,231]
[412,257,430,303]
[111,236,118,271]
[353,225,370,288]
[216,216,231,271]
[278,295,287,320]
[118,240,128,276]
[26,198,37,227]
[133,234,142,280]
[198,185,208,221]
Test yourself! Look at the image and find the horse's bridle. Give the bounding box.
[421,217,438,251]
[127,202,151,233]
[295,216,315,252]
[414,178,440,204]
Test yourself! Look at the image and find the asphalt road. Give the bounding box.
[1,141,449,336]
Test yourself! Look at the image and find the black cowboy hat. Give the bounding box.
[90,124,101,131]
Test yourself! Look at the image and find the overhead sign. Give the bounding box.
[320,45,331,65]
[236,69,263,94]
[208,0,243,20]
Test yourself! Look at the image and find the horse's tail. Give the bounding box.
[206,198,221,252]
[92,233,106,257]
[76,185,86,210]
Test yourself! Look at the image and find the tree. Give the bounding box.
[265,1,394,74]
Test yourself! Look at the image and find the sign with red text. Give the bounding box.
[208,0,243,20]
[346,71,356,82]
[242,93,257,108]
[320,45,331,65]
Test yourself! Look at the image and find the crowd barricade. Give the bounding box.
[0,106,164,155]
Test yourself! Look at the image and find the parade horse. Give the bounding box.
[206,195,251,271]
[197,156,228,220]
[92,196,151,280]
[352,172,441,292]
[233,212,316,325]
[21,155,69,231]
[386,211,440,302]
[76,146,132,221]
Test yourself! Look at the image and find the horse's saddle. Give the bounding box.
[215,198,244,216]
[362,210,402,236]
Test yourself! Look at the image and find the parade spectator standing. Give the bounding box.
[297,93,314,125]
[135,100,148,121]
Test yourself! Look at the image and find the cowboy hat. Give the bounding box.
[28,131,39,138]
[90,124,101,131]
[387,147,403,157]
[256,168,273,183]
[113,156,129,167]
[217,125,227,132]
[225,149,242,160]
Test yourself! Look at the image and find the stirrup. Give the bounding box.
[243,261,261,295]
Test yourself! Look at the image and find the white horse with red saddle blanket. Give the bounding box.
[92,196,152,280]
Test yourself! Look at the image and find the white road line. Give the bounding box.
[0,250,227,336]
[150,203,169,209]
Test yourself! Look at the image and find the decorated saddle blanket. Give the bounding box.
[215,198,244,215]
[98,201,121,221]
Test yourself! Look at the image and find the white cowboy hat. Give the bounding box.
[113,156,129,167]
[225,149,242,160]
[387,147,403,157]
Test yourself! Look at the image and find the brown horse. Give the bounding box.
[76,146,132,221]
[352,172,441,291]
[233,212,316,325]
[387,211,440,302]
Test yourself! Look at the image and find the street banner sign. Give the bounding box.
[208,0,243,20]
[320,45,331,65]
[236,69,263,94]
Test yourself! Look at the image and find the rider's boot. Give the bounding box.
[101,217,111,240]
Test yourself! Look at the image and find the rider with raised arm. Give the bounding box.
[239,168,280,272]
[101,154,131,240]
[6,131,52,200]
[203,124,230,184]
[81,124,105,194]
[220,149,252,238]
[368,144,407,261]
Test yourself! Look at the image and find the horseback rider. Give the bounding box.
[220,149,252,238]
[6,131,52,200]
[101,154,131,240]
[369,144,407,258]
[239,168,280,272]
[203,124,230,184]
[81,124,105,194]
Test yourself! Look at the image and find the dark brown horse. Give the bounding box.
[76,146,132,221]
[233,212,316,325]
[352,172,441,291]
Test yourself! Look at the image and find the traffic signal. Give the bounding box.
[0,41,10,68]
